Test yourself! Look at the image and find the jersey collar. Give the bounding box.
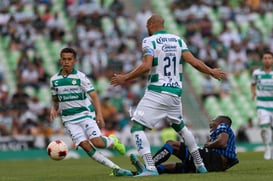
[153,30,167,35]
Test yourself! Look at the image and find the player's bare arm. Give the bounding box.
[204,132,229,149]
[50,96,59,121]
[182,51,226,81]
[111,55,153,86]
[250,83,256,100]
[89,91,105,128]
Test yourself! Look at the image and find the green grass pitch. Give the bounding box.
[0,151,273,181]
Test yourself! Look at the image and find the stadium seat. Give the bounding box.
[204,96,223,118]
[38,86,52,106]
[102,17,115,37]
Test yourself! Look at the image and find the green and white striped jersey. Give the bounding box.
[142,30,189,97]
[252,68,273,111]
[50,69,95,123]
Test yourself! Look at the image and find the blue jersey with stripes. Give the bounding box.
[210,123,237,159]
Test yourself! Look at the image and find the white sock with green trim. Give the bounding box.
[87,148,119,169]
[179,126,204,167]
[132,130,156,171]
[101,136,115,148]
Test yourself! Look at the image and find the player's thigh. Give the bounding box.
[175,142,189,161]
[65,119,102,147]
[199,148,223,171]
[258,110,272,126]
[81,119,103,139]
[132,93,167,128]
[166,96,183,125]
[64,121,87,147]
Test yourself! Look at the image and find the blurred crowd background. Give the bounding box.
[0,0,272,146]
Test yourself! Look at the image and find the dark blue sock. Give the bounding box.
[153,143,173,165]
[156,164,165,174]
[163,143,174,154]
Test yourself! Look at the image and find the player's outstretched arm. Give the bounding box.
[89,91,105,128]
[182,51,226,81]
[110,55,153,86]
[204,132,229,149]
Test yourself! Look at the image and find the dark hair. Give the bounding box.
[60,47,77,58]
[263,50,273,58]
[218,115,232,126]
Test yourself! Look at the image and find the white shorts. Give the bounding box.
[64,119,102,147]
[132,91,183,129]
[257,109,273,127]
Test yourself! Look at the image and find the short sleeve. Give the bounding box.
[216,123,228,134]
[81,75,95,93]
[251,70,258,85]
[179,38,189,53]
[50,78,57,96]
[142,38,154,56]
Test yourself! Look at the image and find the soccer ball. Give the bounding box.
[47,140,68,160]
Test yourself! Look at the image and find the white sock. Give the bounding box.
[132,131,156,170]
[179,127,204,167]
[179,127,198,152]
[271,128,273,151]
[87,149,119,169]
[101,136,115,148]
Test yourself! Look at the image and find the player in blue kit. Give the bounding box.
[148,115,238,174]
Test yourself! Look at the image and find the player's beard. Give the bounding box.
[62,66,73,75]
[148,29,152,36]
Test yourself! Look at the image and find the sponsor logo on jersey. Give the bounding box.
[156,37,177,44]
[162,44,177,52]
[58,94,80,101]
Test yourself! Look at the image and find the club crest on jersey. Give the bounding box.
[72,79,77,85]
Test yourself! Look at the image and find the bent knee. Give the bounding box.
[166,140,178,146]
[90,137,105,148]
[80,140,92,152]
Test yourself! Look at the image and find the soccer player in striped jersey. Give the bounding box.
[49,47,131,175]
[251,51,273,160]
[111,14,226,176]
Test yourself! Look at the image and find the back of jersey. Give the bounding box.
[142,31,188,97]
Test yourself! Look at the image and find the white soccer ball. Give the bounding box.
[47,140,68,160]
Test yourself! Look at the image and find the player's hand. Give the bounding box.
[110,74,126,86]
[204,141,211,148]
[50,108,59,121]
[211,68,227,81]
[96,114,105,129]
[251,93,256,100]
